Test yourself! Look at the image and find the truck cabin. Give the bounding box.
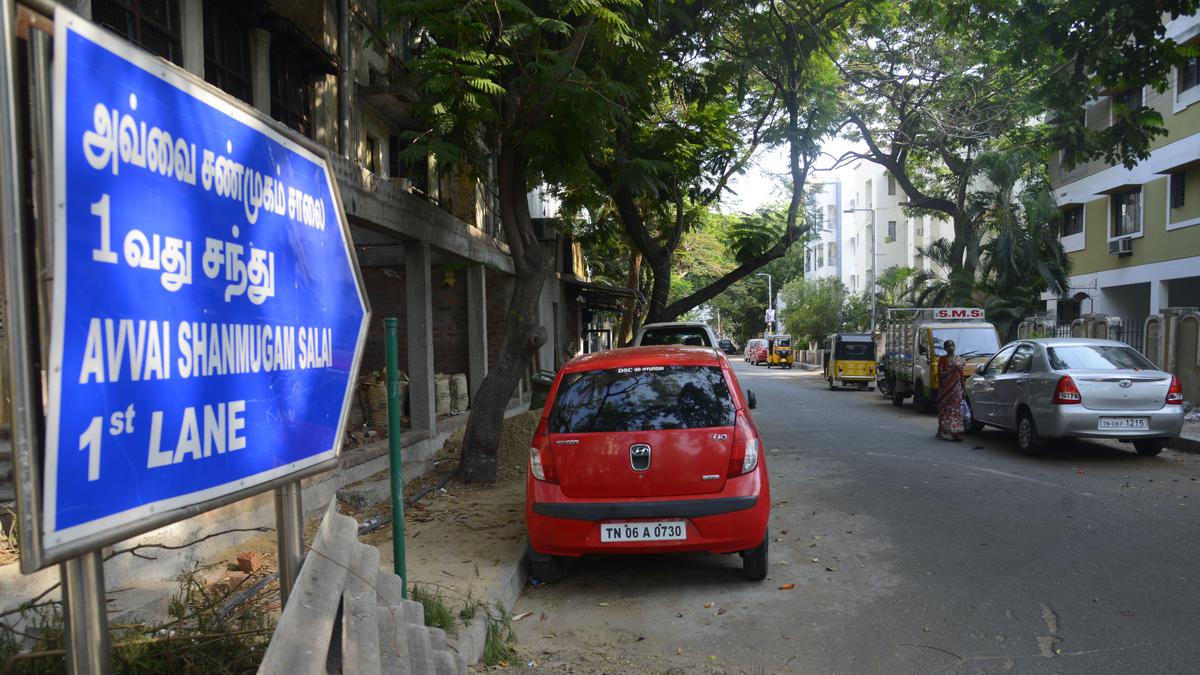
[922,326,1001,360]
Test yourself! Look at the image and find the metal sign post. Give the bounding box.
[61,552,112,674]
[2,3,369,669]
[274,482,304,604]
[384,317,407,595]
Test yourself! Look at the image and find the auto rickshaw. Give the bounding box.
[824,333,876,390]
[766,335,795,369]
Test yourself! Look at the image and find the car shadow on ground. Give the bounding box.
[540,551,751,593]
[964,427,1161,464]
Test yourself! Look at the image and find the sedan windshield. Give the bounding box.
[640,328,712,347]
[550,366,736,433]
[932,327,1000,357]
[1047,345,1155,371]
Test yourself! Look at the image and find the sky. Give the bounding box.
[724,136,867,213]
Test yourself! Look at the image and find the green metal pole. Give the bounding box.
[384,318,407,596]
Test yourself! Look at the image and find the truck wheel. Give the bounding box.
[913,382,934,413]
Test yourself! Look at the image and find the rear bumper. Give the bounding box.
[526,472,770,557]
[1031,404,1185,440]
[533,495,757,521]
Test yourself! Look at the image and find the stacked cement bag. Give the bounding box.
[449,373,469,413]
[434,374,452,416]
[361,370,408,428]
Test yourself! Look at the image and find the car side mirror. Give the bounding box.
[975,366,986,376]
[747,390,757,410]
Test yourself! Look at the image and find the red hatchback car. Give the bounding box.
[753,344,769,365]
[526,346,771,581]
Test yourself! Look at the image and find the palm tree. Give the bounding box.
[908,149,1070,341]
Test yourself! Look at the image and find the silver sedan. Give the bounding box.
[964,338,1185,456]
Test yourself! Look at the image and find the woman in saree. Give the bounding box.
[936,340,965,441]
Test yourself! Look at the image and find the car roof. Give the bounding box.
[1010,338,1132,348]
[563,346,724,372]
[640,321,713,330]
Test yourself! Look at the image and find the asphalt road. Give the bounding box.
[508,360,1200,675]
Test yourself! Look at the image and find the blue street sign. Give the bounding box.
[43,13,369,550]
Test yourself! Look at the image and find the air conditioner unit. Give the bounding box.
[1108,237,1133,256]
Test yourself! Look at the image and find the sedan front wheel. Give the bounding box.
[965,399,985,434]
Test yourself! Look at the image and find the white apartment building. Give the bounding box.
[838,161,953,294]
[803,182,842,280]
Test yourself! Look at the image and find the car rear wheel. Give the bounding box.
[1016,410,1042,456]
[741,530,769,581]
[526,543,566,583]
[1133,440,1164,457]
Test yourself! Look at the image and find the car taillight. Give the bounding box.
[1167,375,1184,405]
[529,420,558,483]
[728,413,760,477]
[1053,375,1082,404]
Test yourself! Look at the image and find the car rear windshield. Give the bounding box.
[640,327,712,347]
[836,341,874,360]
[550,366,736,433]
[1047,345,1155,371]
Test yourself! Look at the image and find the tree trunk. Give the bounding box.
[644,256,674,324]
[617,252,642,345]
[459,139,550,484]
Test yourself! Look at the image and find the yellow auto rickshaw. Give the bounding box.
[766,334,795,369]
[824,333,876,390]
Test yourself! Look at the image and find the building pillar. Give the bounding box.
[1151,279,1170,315]
[251,29,272,115]
[406,242,436,434]
[180,1,204,77]
[466,265,488,398]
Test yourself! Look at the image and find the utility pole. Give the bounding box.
[756,272,773,334]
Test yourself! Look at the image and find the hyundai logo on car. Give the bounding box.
[630,444,651,471]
